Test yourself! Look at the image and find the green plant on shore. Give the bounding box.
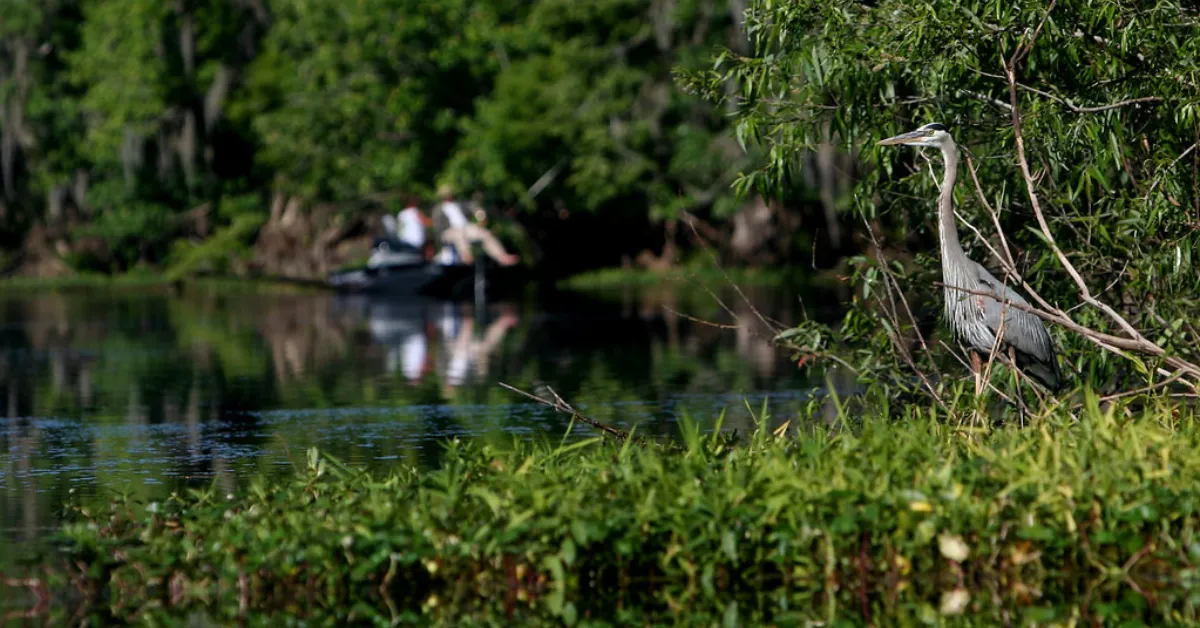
[13,393,1198,625]
[0,275,322,294]
[165,213,266,281]
[559,264,810,291]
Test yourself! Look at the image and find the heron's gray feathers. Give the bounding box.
[969,262,1061,390]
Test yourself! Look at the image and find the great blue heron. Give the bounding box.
[878,123,1062,394]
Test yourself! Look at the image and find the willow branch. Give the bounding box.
[1099,370,1186,402]
[936,339,1014,403]
[1145,142,1199,200]
[1006,81,1161,113]
[1004,20,1154,346]
[963,150,1200,385]
[963,154,1016,270]
[973,68,1162,114]
[862,216,945,406]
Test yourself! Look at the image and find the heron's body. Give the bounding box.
[881,123,1062,391]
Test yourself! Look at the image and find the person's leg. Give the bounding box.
[464,224,518,265]
[441,227,474,263]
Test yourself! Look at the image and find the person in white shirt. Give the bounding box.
[434,184,519,266]
[395,196,429,253]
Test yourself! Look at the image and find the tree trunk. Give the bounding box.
[203,65,233,128]
[0,116,14,201]
[817,119,842,251]
[180,109,197,189]
[730,195,774,264]
[122,125,143,189]
[73,169,90,215]
[0,39,32,201]
[728,0,749,55]
[46,185,65,224]
[178,7,195,77]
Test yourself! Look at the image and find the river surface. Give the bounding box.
[0,281,847,552]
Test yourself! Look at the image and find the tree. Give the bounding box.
[693,0,1200,390]
[238,0,514,203]
[0,0,811,277]
[0,0,83,247]
[444,0,757,270]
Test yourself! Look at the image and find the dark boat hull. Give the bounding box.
[328,262,502,300]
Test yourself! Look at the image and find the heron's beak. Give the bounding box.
[877,130,927,146]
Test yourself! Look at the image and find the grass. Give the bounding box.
[0,273,326,295]
[558,264,816,291]
[0,271,173,290]
[11,391,1200,625]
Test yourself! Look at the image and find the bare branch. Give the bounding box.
[500,382,639,442]
[1145,142,1199,200]
[682,216,783,336]
[1063,97,1163,114]
[936,282,1200,382]
[662,306,740,329]
[980,299,1010,393]
[974,69,1162,114]
[1099,370,1186,402]
[937,340,1014,403]
[1009,0,1057,66]
[957,89,1012,111]
[957,147,1200,390]
[1016,85,1162,113]
[862,216,946,407]
[963,153,1016,271]
[1004,44,1151,344]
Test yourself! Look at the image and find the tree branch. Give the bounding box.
[1145,142,1199,200]
[1004,41,1149,342]
[933,280,1200,383]
[1009,82,1161,113]
[499,382,640,443]
[974,69,1162,114]
[995,12,1200,385]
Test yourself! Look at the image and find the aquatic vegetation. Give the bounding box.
[25,395,1200,625]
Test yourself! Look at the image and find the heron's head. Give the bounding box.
[878,123,951,148]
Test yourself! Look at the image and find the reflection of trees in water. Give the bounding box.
[621,281,811,380]
[253,295,351,386]
[0,287,812,423]
[0,286,827,550]
[0,293,264,546]
[5,415,41,544]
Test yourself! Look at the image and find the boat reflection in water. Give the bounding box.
[346,296,521,390]
[436,302,519,387]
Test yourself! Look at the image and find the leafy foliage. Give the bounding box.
[46,401,1200,624]
[239,0,505,201]
[685,0,1200,391]
[0,0,759,275]
[445,0,752,222]
[165,212,264,280]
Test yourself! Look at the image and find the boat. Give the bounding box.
[327,237,506,299]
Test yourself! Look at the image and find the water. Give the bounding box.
[0,282,840,551]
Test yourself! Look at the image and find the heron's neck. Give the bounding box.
[937,140,963,261]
